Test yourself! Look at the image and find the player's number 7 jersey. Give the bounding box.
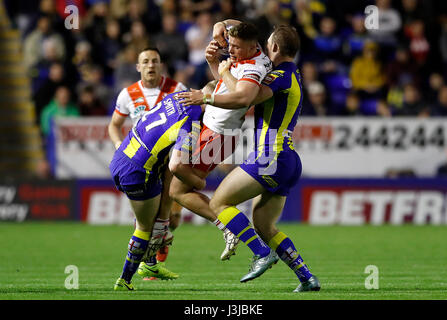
[117,92,202,175]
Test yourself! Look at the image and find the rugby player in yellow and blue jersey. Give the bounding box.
[179,25,320,292]
[110,83,215,290]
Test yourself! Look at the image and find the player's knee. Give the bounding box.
[169,186,180,202]
[209,197,224,215]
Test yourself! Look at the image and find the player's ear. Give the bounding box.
[136,63,141,73]
[273,41,279,53]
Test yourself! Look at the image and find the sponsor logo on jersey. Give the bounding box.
[262,70,285,85]
[242,73,261,83]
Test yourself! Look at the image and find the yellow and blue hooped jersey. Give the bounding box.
[254,61,303,163]
[117,91,202,176]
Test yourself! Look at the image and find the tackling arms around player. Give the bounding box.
[177,25,292,109]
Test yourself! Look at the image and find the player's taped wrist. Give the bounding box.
[202,93,215,105]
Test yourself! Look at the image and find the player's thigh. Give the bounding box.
[210,166,265,213]
[252,192,286,241]
[169,167,209,197]
[129,194,161,232]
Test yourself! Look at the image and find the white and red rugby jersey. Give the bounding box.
[203,49,272,135]
[114,76,187,126]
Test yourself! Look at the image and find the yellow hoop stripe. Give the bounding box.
[133,229,150,241]
[268,231,288,251]
[217,207,241,226]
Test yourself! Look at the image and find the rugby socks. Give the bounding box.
[152,218,169,266]
[213,218,226,231]
[218,207,270,258]
[269,232,313,283]
[121,229,150,283]
[152,218,169,235]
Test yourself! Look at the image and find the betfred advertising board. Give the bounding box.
[282,179,447,225]
[77,179,252,225]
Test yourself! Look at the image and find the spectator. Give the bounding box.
[33,62,69,124]
[386,46,418,88]
[77,65,113,108]
[313,16,342,73]
[302,81,328,116]
[122,20,151,54]
[393,83,429,116]
[119,0,161,36]
[78,85,107,116]
[376,100,392,117]
[400,0,428,27]
[101,18,123,76]
[216,0,243,23]
[23,15,66,70]
[83,1,109,64]
[431,86,447,117]
[72,40,94,83]
[184,11,214,88]
[343,14,370,62]
[250,0,280,49]
[113,45,140,93]
[368,0,402,47]
[22,0,64,38]
[427,73,445,104]
[40,86,80,136]
[350,41,386,99]
[403,20,430,68]
[340,91,361,116]
[153,13,188,76]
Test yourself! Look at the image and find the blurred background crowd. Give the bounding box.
[3,0,447,137]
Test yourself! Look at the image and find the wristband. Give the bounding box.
[203,93,215,105]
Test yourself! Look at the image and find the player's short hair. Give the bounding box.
[139,47,162,60]
[228,22,258,42]
[271,25,300,58]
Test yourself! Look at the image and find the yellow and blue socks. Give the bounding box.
[217,207,270,258]
[121,229,150,283]
[269,232,313,283]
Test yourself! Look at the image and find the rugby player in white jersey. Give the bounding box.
[169,22,273,260]
[108,47,186,280]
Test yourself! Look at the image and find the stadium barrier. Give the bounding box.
[49,116,447,178]
[2,177,446,225]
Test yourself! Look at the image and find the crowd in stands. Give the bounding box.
[4,0,447,138]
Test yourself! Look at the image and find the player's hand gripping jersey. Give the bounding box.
[110,92,202,199]
[203,50,272,134]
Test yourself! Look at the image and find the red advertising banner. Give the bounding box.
[0,180,76,221]
[296,179,447,225]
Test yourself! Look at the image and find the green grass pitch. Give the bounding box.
[0,222,446,300]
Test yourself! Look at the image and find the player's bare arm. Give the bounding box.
[212,19,242,48]
[206,40,222,80]
[178,79,260,109]
[108,111,127,149]
[178,57,270,109]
